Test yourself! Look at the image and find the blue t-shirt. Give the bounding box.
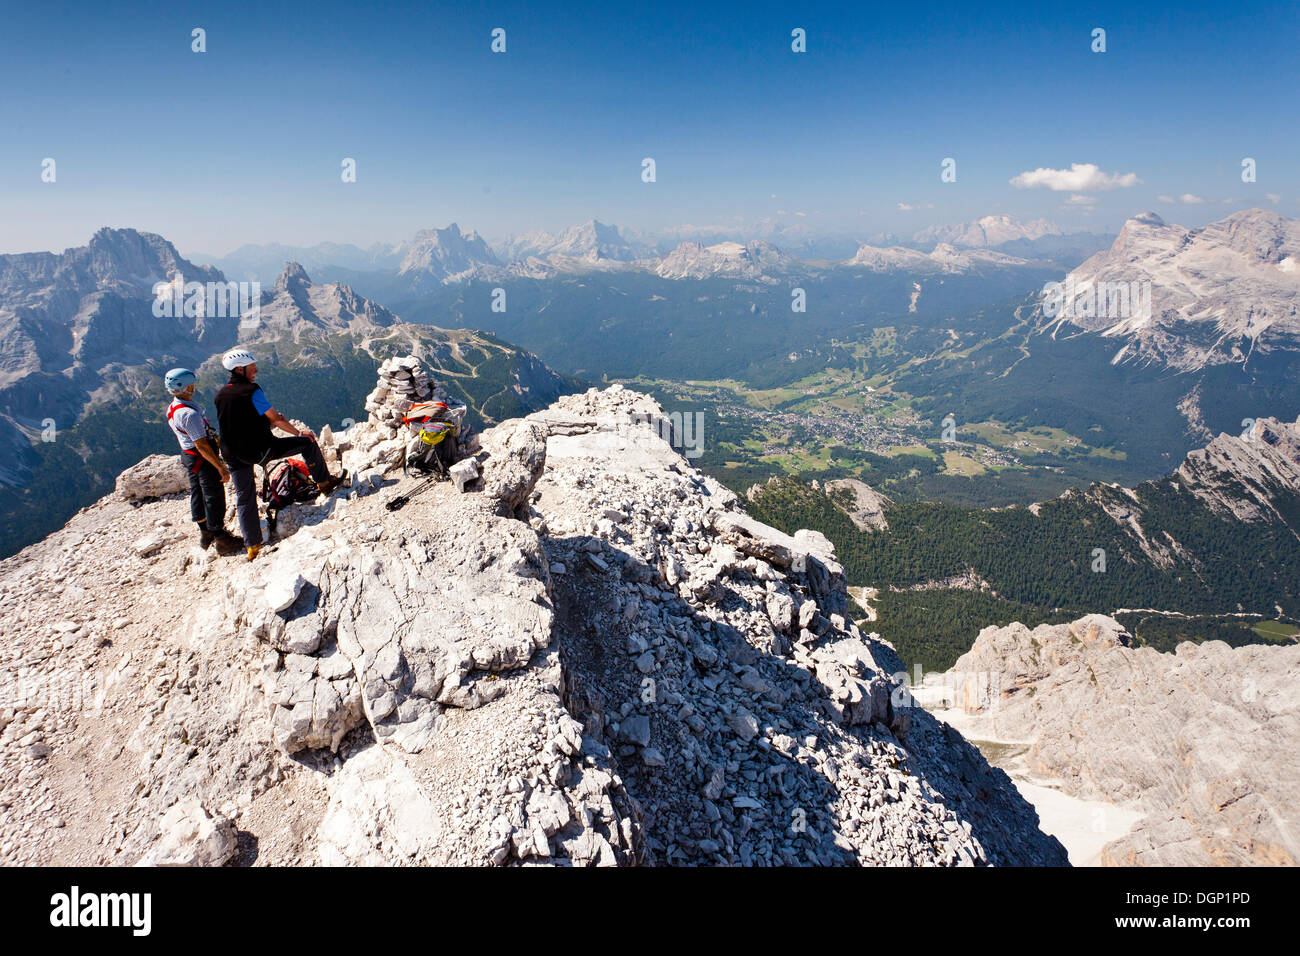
[250,387,271,416]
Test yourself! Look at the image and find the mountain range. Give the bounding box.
[0,230,578,558]
[5,209,1299,558]
[197,215,1111,291]
[914,215,1065,248]
[845,241,1040,275]
[0,228,230,487]
[498,220,652,262]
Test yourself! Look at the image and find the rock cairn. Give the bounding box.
[363,356,447,430]
[338,356,467,495]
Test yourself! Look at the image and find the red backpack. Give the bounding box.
[260,459,317,533]
[401,401,452,427]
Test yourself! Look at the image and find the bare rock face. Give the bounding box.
[268,644,364,754]
[136,797,236,867]
[449,458,479,492]
[1042,208,1300,370]
[654,240,798,282]
[473,420,547,518]
[0,382,1068,868]
[116,454,190,502]
[938,614,1300,866]
[524,387,1066,866]
[185,454,638,865]
[824,478,891,531]
[1175,415,1300,523]
[324,498,552,753]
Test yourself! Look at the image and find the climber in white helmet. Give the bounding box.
[214,348,347,561]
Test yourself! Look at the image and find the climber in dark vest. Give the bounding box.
[214,348,347,561]
[164,368,244,555]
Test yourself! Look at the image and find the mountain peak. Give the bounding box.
[1226,207,1283,222]
[1046,209,1300,369]
[276,260,313,291]
[31,226,226,297]
[655,239,797,280]
[250,262,396,341]
[1129,211,1166,227]
[914,215,1064,249]
[396,225,499,285]
[88,225,136,245]
[498,221,647,263]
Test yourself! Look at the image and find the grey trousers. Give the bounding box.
[230,466,263,547]
[228,437,332,547]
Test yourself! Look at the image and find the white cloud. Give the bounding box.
[794,211,807,217]
[1180,193,1207,204]
[897,202,915,211]
[1266,193,1281,204]
[1156,195,1175,203]
[1063,194,1097,206]
[1009,162,1141,192]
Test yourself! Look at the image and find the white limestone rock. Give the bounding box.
[136,797,236,867]
[117,454,190,502]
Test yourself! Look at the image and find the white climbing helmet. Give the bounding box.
[222,348,257,371]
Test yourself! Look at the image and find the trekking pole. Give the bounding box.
[385,475,437,512]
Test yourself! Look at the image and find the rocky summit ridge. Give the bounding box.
[0,372,1066,866]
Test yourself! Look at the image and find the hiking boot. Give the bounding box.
[198,525,216,550]
[317,469,349,496]
[213,530,244,556]
[246,544,262,562]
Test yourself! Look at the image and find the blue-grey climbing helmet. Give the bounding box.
[164,368,197,394]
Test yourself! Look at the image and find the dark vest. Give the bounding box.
[215,376,274,466]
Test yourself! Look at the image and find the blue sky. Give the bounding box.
[1,0,1295,255]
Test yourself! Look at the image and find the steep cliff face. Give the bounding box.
[0,378,1066,866]
[932,615,1300,866]
[1174,415,1300,524]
